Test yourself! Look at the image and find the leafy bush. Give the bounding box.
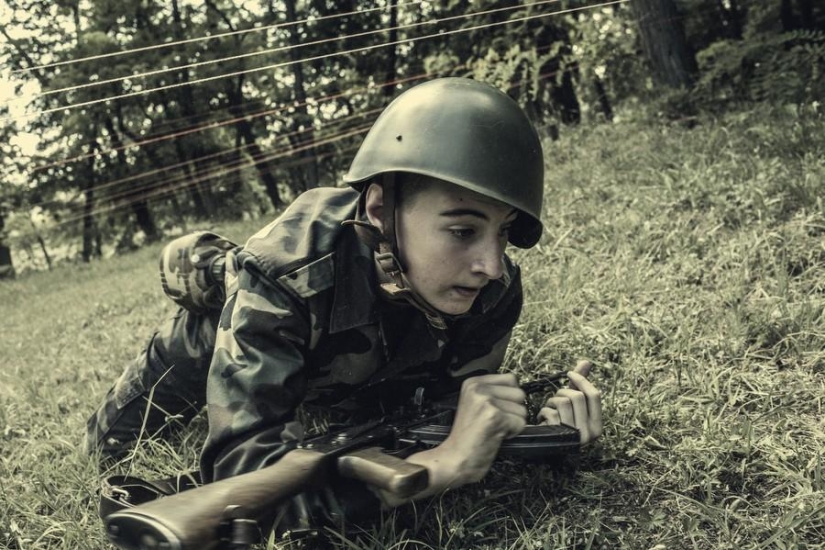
[695,29,825,107]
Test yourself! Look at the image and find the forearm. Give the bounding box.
[373,444,469,508]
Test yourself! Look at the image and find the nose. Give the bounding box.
[471,239,505,280]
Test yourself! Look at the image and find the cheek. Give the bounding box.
[402,234,459,282]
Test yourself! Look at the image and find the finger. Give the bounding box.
[573,359,592,378]
[503,412,528,438]
[476,397,527,439]
[483,384,527,404]
[567,370,596,393]
[537,407,561,425]
[568,372,603,439]
[567,361,593,390]
[555,388,590,443]
[544,396,574,427]
[464,372,519,389]
[490,397,528,420]
[483,401,527,438]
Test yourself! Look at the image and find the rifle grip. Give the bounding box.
[337,447,428,500]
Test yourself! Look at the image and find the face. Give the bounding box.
[367,179,517,316]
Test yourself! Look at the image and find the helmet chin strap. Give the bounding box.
[343,174,447,330]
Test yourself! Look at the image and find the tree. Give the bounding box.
[631,0,698,88]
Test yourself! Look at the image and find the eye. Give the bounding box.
[449,227,475,239]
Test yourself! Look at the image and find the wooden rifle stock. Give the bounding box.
[105,444,429,550]
[105,449,328,550]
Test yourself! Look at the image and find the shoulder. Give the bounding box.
[235,187,359,295]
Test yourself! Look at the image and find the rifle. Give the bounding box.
[103,375,579,550]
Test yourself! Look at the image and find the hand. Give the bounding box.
[538,360,603,444]
[399,373,526,499]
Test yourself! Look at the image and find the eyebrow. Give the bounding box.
[440,208,518,222]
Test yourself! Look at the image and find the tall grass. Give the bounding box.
[1,106,823,549]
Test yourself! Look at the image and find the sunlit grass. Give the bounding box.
[2,106,824,549]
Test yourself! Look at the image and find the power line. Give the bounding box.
[14,69,564,239]
[2,0,628,123]
[46,124,372,232]
[92,110,382,208]
[29,0,563,102]
[29,67,451,174]
[8,1,426,75]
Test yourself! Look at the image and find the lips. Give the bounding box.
[453,286,481,298]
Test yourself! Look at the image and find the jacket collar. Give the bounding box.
[329,224,379,334]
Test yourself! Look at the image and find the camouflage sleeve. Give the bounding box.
[200,267,311,483]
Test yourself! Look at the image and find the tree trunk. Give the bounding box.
[593,75,614,122]
[631,0,698,89]
[82,143,101,263]
[226,77,284,208]
[105,116,160,242]
[283,0,319,191]
[553,70,581,125]
[798,0,814,29]
[172,0,217,217]
[0,213,14,279]
[32,223,52,270]
[781,0,796,31]
[384,0,398,102]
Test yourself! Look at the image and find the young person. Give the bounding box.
[86,77,602,527]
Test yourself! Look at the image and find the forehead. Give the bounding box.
[407,178,515,217]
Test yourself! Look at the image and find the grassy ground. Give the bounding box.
[2,105,824,549]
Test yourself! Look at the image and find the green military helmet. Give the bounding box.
[344,77,545,248]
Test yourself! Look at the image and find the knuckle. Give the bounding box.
[462,377,480,390]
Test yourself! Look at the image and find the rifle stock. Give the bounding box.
[105,449,329,550]
[105,445,429,550]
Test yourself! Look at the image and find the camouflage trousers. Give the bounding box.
[84,306,220,460]
[84,231,234,461]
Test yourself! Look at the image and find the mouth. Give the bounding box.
[452,286,482,299]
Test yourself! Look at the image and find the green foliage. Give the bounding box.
[696,29,825,107]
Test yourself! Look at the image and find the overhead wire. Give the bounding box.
[7,0,637,244]
[11,0,618,177]
[25,55,504,214]
[29,65,458,175]
[4,10,632,218]
[24,1,509,174]
[16,68,564,237]
[27,100,385,212]
[92,108,384,209]
[8,0,427,75]
[2,0,628,123]
[51,123,374,230]
[27,0,565,102]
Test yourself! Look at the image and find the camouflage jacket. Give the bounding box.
[200,186,523,482]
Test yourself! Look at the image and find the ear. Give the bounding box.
[364,182,384,233]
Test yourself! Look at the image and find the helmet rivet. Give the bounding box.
[395,135,402,141]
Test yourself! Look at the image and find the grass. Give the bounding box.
[2,104,824,549]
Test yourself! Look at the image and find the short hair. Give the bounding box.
[395,172,441,211]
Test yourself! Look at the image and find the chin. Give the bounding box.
[434,301,474,316]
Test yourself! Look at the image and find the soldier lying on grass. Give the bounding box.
[85,77,603,533]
